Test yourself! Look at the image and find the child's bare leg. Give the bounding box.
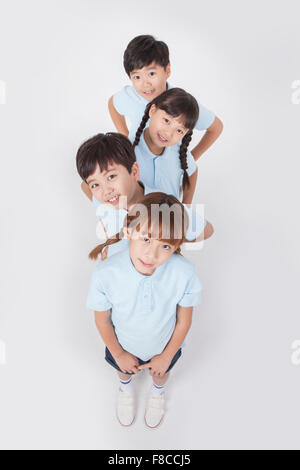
[151,371,170,387]
[117,370,133,381]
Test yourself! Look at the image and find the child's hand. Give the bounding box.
[138,354,171,376]
[114,351,140,374]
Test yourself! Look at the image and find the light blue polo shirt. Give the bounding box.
[86,246,202,361]
[113,82,215,141]
[134,131,197,200]
[92,181,206,259]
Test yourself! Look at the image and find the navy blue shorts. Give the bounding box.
[105,347,182,375]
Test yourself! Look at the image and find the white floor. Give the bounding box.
[0,0,300,450]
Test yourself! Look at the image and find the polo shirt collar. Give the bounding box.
[140,131,167,159]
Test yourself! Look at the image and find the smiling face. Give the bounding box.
[146,104,189,152]
[130,61,171,101]
[123,224,178,276]
[85,162,140,210]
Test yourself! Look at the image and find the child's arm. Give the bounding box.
[185,220,214,243]
[162,305,193,360]
[138,305,193,376]
[182,169,198,205]
[191,116,223,162]
[95,310,139,374]
[81,181,93,201]
[108,96,129,137]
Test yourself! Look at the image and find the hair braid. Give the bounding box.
[133,104,151,148]
[89,231,123,260]
[179,130,193,191]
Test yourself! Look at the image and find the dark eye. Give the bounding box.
[108,175,116,180]
[134,75,140,80]
[177,129,183,134]
[143,237,150,243]
[163,245,171,250]
[164,118,169,123]
[91,183,99,189]
[149,72,155,76]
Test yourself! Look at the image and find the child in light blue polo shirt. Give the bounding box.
[76,133,214,261]
[87,192,202,428]
[108,35,223,156]
[112,80,214,142]
[92,179,206,260]
[132,87,199,203]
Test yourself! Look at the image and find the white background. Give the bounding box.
[0,0,300,450]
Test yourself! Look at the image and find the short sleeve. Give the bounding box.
[113,87,131,115]
[184,205,207,241]
[178,268,202,307]
[195,102,215,131]
[86,269,113,311]
[186,150,198,177]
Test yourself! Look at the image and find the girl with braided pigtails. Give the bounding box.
[132,88,199,204]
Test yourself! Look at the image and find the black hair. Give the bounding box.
[76,133,136,181]
[133,88,199,191]
[124,35,170,77]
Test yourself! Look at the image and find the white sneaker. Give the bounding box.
[144,392,165,428]
[116,388,135,426]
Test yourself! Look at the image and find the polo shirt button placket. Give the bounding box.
[143,279,152,313]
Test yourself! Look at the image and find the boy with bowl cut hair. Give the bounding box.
[108,34,223,160]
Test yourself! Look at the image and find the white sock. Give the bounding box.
[120,376,133,393]
[151,382,165,396]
